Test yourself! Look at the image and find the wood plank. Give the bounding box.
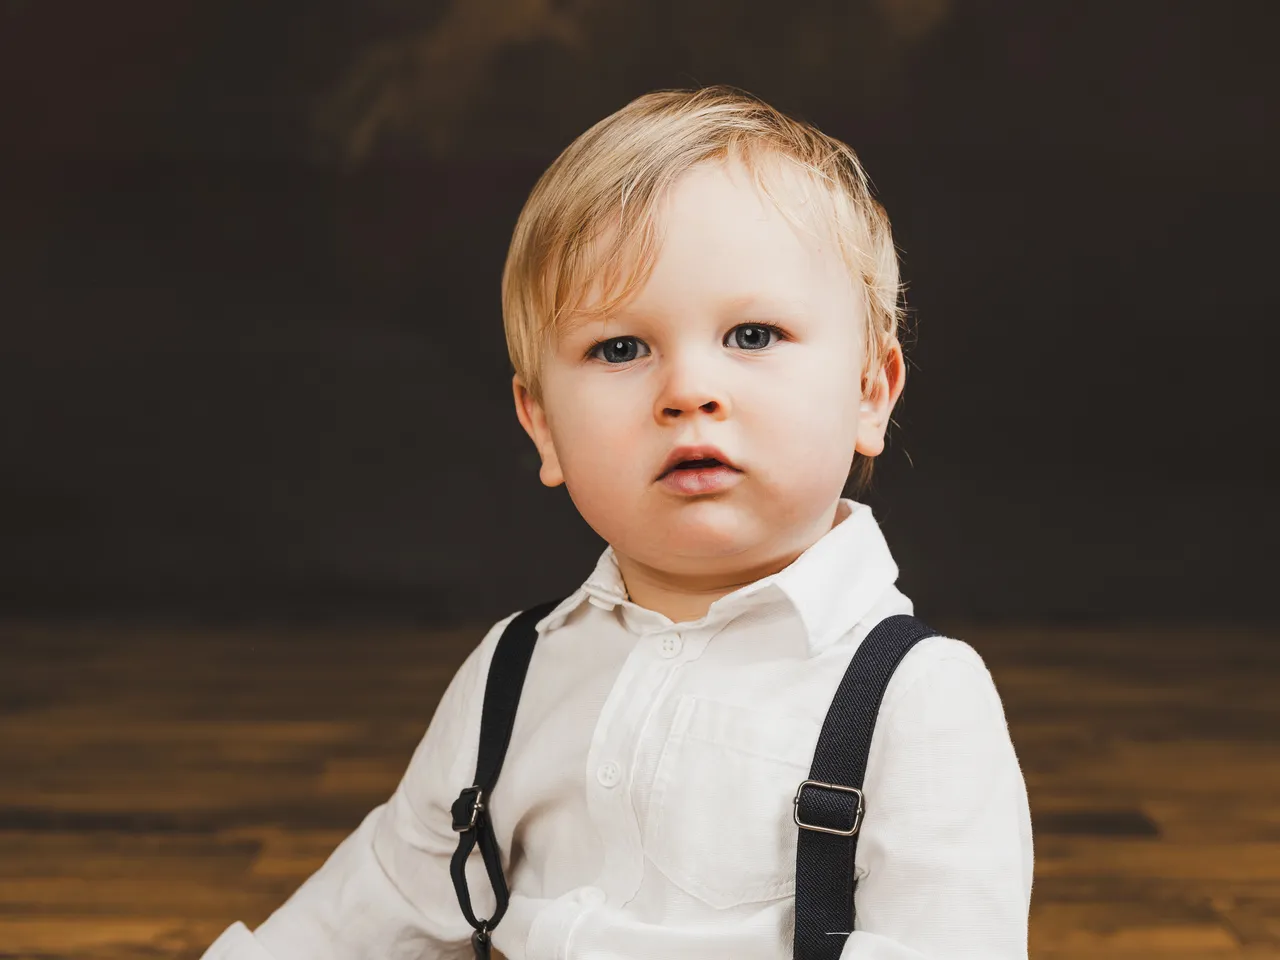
[2,617,1278,958]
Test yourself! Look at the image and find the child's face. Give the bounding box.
[515,157,903,579]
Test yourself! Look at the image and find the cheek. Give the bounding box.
[753,353,862,446]
[550,386,645,481]
[546,395,644,545]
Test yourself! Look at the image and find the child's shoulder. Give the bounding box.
[876,632,1004,728]
[440,608,529,703]
[459,599,570,679]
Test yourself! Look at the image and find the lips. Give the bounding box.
[657,444,741,480]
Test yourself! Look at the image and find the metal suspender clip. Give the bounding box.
[452,785,485,833]
[471,921,492,959]
[793,779,865,837]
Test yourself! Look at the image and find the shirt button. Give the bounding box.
[659,634,683,658]
[596,761,621,788]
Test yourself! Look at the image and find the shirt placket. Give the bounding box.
[579,618,699,911]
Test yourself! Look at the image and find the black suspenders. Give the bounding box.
[791,613,939,959]
[449,598,564,959]
[450,602,937,960]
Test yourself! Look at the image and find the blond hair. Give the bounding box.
[501,85,903,493]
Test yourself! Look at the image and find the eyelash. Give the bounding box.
[583,322,791,363]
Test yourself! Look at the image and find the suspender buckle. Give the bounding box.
[793,779,864,836]
[452,785,485,832]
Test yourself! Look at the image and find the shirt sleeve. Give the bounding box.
[198,613,516,960]
[838,641,1035,960]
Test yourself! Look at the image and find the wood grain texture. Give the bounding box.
[2,618,1277,959]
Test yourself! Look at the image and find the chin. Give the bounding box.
[652,499,760,556]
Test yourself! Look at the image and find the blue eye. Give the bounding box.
[589,337,650,364]
[732,324,783,350]
[584,323,788,364]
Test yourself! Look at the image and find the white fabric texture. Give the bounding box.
[201,497,1034,959]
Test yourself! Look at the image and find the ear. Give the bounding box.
[854,337,906,458]
[512,373,565,487]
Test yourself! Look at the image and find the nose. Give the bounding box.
[655,356,731,422]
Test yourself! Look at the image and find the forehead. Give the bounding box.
[561,156,851,333]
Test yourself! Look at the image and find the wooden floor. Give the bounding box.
[1,617,1278,959]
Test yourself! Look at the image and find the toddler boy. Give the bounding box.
[202,85,1034,960]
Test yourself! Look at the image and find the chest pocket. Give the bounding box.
[642,695,821,909]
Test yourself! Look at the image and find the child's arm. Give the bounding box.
[200,614,515,960]
[839,639,1035,960]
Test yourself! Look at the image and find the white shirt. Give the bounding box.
[202,498,1034,960]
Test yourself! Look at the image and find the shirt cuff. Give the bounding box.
[201,921,279,960]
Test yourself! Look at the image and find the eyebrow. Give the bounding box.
[558,312,603,338]
[561,293,810,336]
[715,292,811,316]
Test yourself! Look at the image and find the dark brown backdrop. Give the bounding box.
[2,0,1275,625]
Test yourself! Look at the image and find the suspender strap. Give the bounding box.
[450,598,565,959]
[792,614,939,960]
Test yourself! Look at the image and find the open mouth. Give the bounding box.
[656,445,741,482]
[661,457,739,479]
[671,458,724,471]
[657,455,744,494]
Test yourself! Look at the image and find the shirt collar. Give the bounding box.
[537,497,902,656]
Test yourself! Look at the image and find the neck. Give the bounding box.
[613,500,844,624]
